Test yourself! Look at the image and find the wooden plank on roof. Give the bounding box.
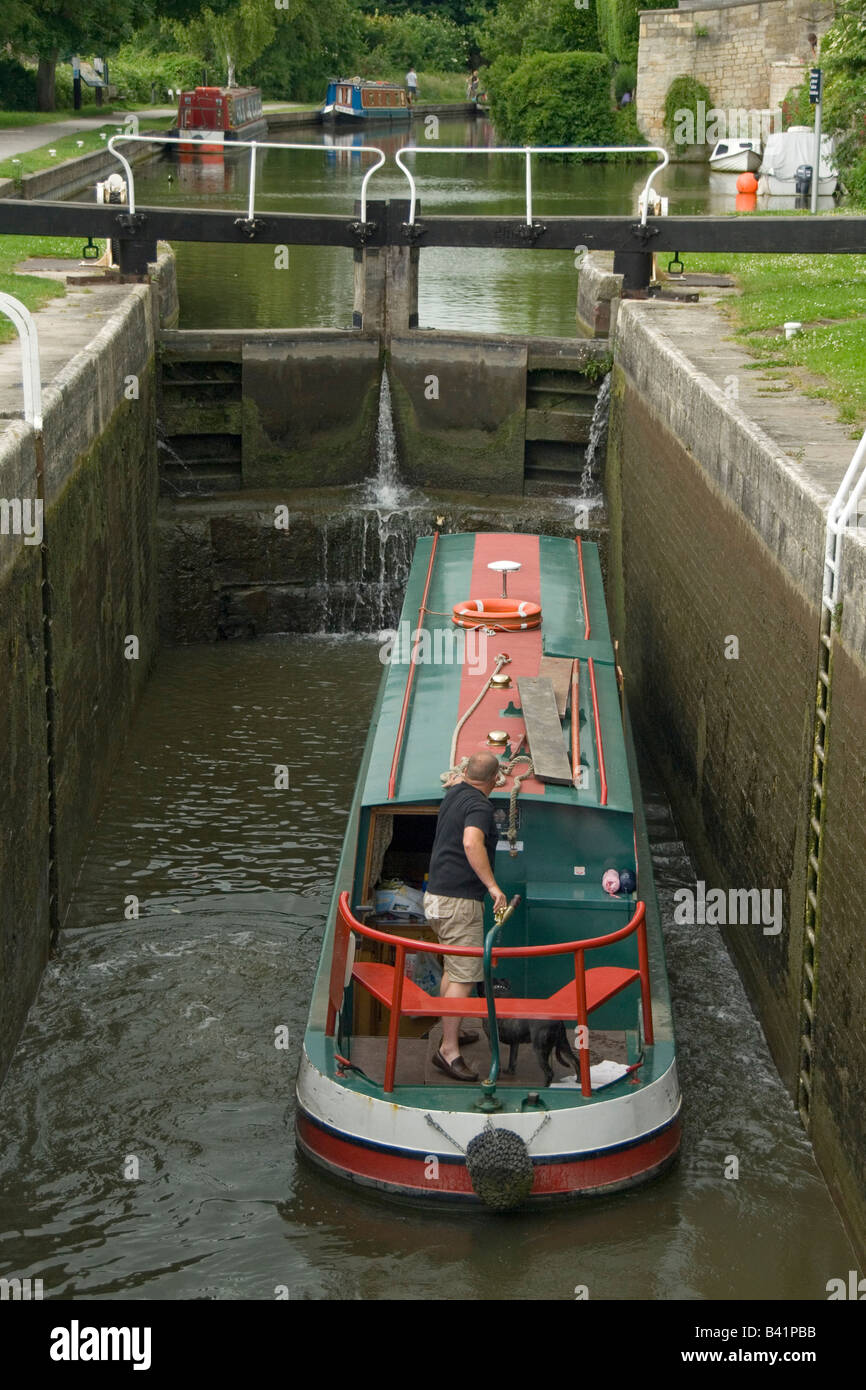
[539,656,573,719]
[517,677,572,785]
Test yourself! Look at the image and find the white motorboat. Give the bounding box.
[708,138,762,174]
[758,126,837,196]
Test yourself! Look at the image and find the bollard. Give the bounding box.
[613,250,653,297]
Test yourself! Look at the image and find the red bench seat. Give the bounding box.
[351,961,640,1019]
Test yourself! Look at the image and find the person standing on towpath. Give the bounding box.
[406,67,418,105]
[423,751,506,1082]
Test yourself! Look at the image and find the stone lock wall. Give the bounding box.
[636,0,836,150]
[0,253,174,1083]
[606,297,866,1261]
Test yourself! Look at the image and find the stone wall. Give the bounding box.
[636,0,836,149]
[18,140,163,200]
[606,296,866,1260]
[0,251,174,1083]
[0,423,49,1078]
[577,253,625,338]
[156,489,593,644]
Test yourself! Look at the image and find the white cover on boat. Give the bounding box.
[760,127,836,181]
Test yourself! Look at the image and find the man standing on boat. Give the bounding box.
[424,751,506,1082]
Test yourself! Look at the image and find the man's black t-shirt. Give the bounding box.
[427,783,498,901]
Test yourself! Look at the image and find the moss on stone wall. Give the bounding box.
[45,361,159,917]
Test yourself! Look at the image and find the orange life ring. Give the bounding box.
[452,597,542,631]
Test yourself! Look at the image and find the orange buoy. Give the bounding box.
[735,192,758,212]
[736,171,758,194]
[452,597,542,631]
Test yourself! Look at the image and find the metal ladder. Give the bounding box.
[799,429,866,1127]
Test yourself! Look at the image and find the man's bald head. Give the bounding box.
[464,751,500,788]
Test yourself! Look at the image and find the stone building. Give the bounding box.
[636,0,837,150]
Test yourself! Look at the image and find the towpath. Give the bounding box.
[0,267,138,418]
[0,104,322,162]
[629,295,856,496]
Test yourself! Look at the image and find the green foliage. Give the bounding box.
[355,0,493,24]
[664,74,713,144]
[479,0,599,65]
[614,63,636,101]
[781,76,813,130]
[821,1,866,206]
[493,50,615,149]
[358,11,469,72]
[249,0,363,100]
[582,352,613,381]
[168,0,275,87]
[0,56,37,110]
[108,43,205,104]
[613,99,649,152]
[595,0,668,65]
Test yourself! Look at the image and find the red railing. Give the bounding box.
[570,658,581,789]
[387,530,439,800]
[587,655,608,807]
[329,892,652,1095]
[576,535,591,640]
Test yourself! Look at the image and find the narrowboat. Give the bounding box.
[170,85,267,151]
[296,531,681,1207]
[322,77,410,125]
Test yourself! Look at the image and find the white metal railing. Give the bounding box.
[106,133,386,223]
[0,293,43,431]
[824,428,866,613]
[394,144,669,228]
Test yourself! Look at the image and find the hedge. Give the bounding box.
[596,0,670,66]
[493,50,616,149]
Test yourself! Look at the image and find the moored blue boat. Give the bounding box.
[296,531,681,1208]
[322,77,410,125]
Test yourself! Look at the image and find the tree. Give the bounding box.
[821,2,866,202]
[169,0,276,88]
[479,0,600,65]
[6,0,152,109]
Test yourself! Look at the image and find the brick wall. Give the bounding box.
[637,0,836,149]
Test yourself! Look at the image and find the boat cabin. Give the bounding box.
[323,77,410,124]
[172,85,267,145]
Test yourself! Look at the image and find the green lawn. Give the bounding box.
[0,236,105,341]
[685,251,866,431]
[0,117,175,181]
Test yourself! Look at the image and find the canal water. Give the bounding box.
[6,112,854,1299]
[127,114,719,336]
[0,639,855,1300]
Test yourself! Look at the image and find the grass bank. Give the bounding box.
[0,118,175,181]
[685,251,866,433]
[376,71,468,103]
[0,237,105,342]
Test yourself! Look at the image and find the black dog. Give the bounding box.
[481,978,582,1087]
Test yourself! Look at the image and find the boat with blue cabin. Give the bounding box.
[295,530,681,1207]
[322,77,410,125]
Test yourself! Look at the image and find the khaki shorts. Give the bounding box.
[423,892,484,984]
